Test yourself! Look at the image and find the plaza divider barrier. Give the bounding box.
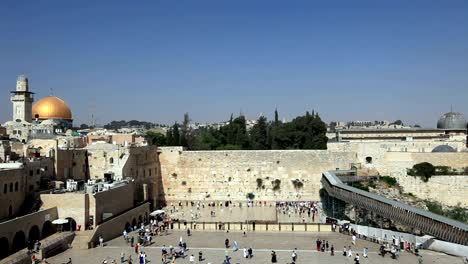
[171,221,331,233]
[349,223,468,257]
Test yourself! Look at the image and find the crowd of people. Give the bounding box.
[275,201,320,222]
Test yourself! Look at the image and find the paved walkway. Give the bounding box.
[164,205,320,223]
[45,231,465,264]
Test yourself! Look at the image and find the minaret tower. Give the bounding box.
[10,75,34,122]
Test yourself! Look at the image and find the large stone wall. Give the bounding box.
[397,175,468,207]
[158,147,357,202]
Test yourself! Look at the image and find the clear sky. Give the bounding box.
[1,0,467,127]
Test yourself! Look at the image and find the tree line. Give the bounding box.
[146,110,328,150]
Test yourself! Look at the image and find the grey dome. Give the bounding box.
[432,145,456,153]
[437,112,467,130]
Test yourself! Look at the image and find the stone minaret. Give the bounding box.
[10,75,34,122]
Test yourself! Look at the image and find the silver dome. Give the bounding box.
[437,112,467,130]
[432,145,456,153]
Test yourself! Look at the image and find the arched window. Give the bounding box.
[3,184,7,194]
[9,183,13,192]
[14,182,18,192]
[109,157,114,164]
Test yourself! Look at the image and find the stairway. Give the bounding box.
[71,230,95,249]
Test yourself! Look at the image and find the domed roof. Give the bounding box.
[432,145,456,153]
[32,96,72,120]
[437,112,466,130]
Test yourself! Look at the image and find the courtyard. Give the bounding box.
[46,230,464,264]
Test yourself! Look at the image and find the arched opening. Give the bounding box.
[65,217,77,231]
[138,215,143,226]
[0,237,9,258]
[8,205,13,218]
[28,225,40,242]
[132,218,137,228]
[42,221,54,238]
[125,222,131,232]
[365,156,373,164]
[9,183,13,192]
[14,182,18,192]
[12,231,26,252]
[109,157,114,164]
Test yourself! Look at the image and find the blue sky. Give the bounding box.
[1,1,467,127]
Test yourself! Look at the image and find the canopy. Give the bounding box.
[150,210,165,216]
[52,218,69,225]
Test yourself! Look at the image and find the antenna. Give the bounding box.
[49,88,54,96]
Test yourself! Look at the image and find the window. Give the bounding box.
[36,169,40,175]
[109,157,114,164]
[9,183,13,192]
[149,169,152,176]
[15,182,18,192]
[45,166,48,171]
[143,170,146,177]
[3,184,7,194]
[29,170,33,176]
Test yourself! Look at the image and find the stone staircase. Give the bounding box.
[71,230,95,249]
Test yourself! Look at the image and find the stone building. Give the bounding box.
[86,143,161,206]
[3,75,74,142]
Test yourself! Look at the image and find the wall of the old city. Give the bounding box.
[158,147,357,202]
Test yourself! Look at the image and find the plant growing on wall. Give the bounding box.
[188,187,192,193]
[181,181,187,186]
[292,179,304,191]
[171,172,178,178]
[246,192,255,200]
[272,179,281,191]
[256,178,263,189]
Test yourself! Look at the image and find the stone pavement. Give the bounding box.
[45,230,465,264]
[164,205,320,223]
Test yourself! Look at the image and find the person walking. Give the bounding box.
[292,248,298,262]
[363,247,368,258]
[354,253,360,264]
[271,250,277,263]
[352,235,356,245]
[198,251,203,261]
[233,241,238,251]
[134,243,139,254]
[343,246,347,256]
[331,245,334,256]
[189,254,195,262]
[243,248,248,258]
[120,252,125,263]
[99,236,104,247]
[225,238,229,248]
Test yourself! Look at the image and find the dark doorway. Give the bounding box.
[65,218,77,231]
[28,225,40,241]
[132,218,137,228]
[12,231,26,252]
[125,222,131,232]
[0,237,9,258]
[42,221,54,238]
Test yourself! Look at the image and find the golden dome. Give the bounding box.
[32,96,72,120]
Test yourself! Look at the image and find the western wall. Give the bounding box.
[159,141,468,207]
[158,147,357,202]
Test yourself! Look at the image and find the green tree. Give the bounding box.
[166,128,174,146]
[172,122,180,146]
[146,131,167,146]
[180,112,192,149]
[408,162,435,182]
[250,116,268,149]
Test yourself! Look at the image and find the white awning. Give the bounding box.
[150,210,165,216]
[52,218,69,224]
